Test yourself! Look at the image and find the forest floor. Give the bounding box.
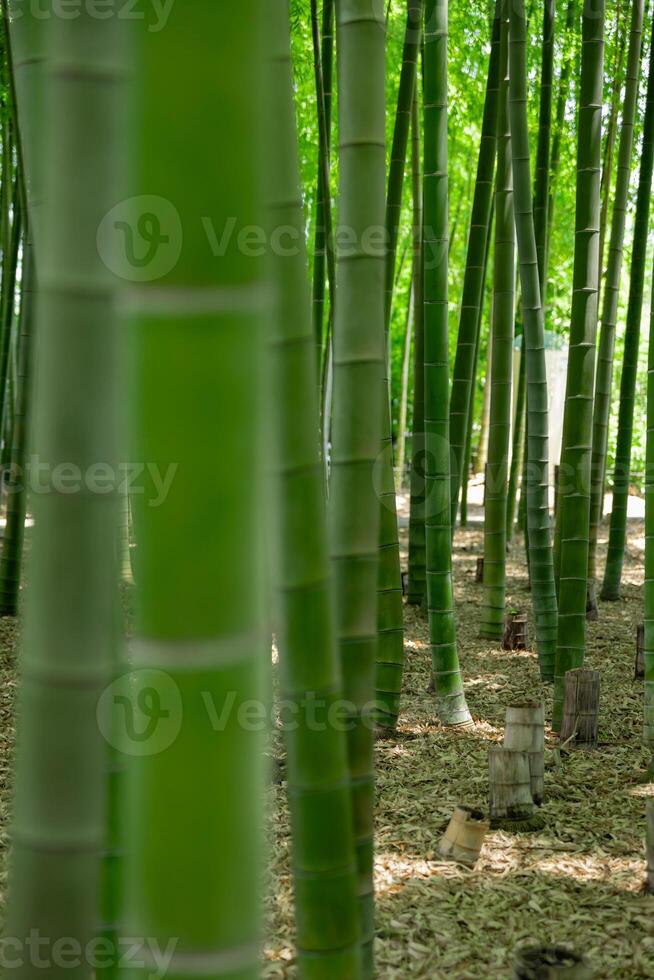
[0,506,650,978]
[266,502,654,980]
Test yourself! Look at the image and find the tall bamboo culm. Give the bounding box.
[532,0,555,292]
[448,0,500,528]
[121,7,268,979]
[481,0,514,641]
[3,8,123,973]
[407,87,426,605]
[268,3,361,975]
[601,12,654,602]
[644,246,654,764]
[423,0,471,725]
[587,0,644,615]
[553,0,605,729]
[375,0,422,731]
[508,0,559,681]
[330,1,386,971]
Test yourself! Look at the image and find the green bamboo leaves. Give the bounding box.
[330,1,386,971]
[122,6,267,978]
[508,0,559,681]
[481,1,514,641]
[588,0,645,614]
[601,9,654,602]
[4,9,123,973]
[553,0,605,729]
[423,0,471,726]
[267,2,361,975]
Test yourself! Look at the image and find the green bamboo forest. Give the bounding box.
[1,0,654,976]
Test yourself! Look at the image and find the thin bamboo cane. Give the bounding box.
[587,0,644,615]
[408,86,426,605]
[506,339,526,542]
[330,1,386,971]
[449,0,500,527]
[268,4,361,974]
[553,0,605,730]
[311,0,335,374]
[481,1,514,640]
[423,0,471,725]
[508,0,559,681]
[601,13,654,601]
[645,237,654,758]
[532,0,555,293]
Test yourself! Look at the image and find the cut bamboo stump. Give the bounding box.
[503,612,530,651]
[437,806,489,868]
[646,799,654,895]
[513,945,593,979]
[559,669,600,749]
[504,701,545,805]
[488,747,542,831]
[636,623,645,679]
[476,556,484,583]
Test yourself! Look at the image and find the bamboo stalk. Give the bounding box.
[552,0,605,728]
[423,0,471,727]
[600,11,654,602]
[330,1,386,969]
[508,0,559,681]
[268,4,361,974]
[120,7,268,978]
[449,0,500,527]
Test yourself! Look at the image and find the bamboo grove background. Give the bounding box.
[0,0,652,978]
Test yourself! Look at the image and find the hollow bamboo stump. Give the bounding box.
[503,612,530,651]
[513,945,593,979]
[559,669,600,749]
[636,623,645,680]
[646,799,654,895]
[476,556,485,583]
[504,701,545,805]
[437,806,489,869]
[488,747,539,831]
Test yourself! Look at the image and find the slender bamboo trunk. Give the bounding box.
[598,0,627,300]
[396,277,414,488]
[423,0,471,725]
[601,19,654,601]
[587,0,644,615]
[508,0,560,682]
[4,9,123,973]
[553,0,605,729]
[268,4,361,974]
[546,0,577,294]
[644,245,654,761]
[330,1,386,970]
[407,86,426,605]
[375,0,421,731]
[121,7,268,979]
[449,0,500,527]
[506,340,526,541]
[474,329,493,476]
[0,169,21,446]
[385,0,422,330]
[532,0,555,292]
[481,2,514,641]
[311,0,335,372]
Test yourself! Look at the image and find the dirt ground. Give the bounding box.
[265,508,654,979]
